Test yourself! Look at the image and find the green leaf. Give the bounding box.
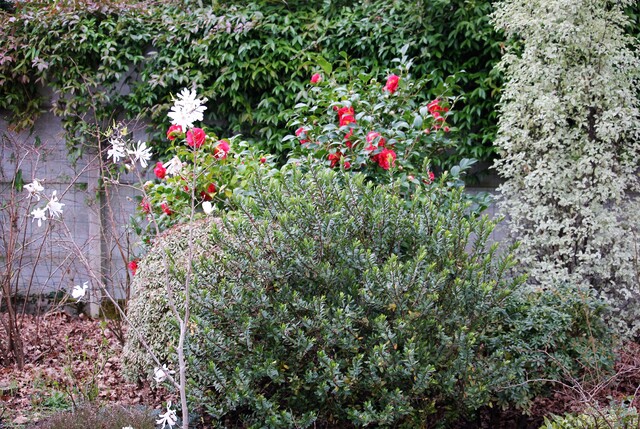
[14,169,24,192]
[315,56,333,76]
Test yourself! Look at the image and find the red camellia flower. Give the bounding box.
[373,148,396,170]
[337,106,356,127]
[310,73,322,84]
[214,139,230,159]
[328,151,342,168]
[161,202,173,215]
[166,124,183,141]
[200,183,216,201]
[423,171,436,184]
[153,161,166,179]
[186,128,206,148]
[384,74,400,94]
[140,198,151,214]
[295,127,310,144]
[365,131,386,151]
[344,129,354,148]
[427,99,449,115]
[128,259,139,276]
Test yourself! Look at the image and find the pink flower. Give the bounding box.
[365,131,386,151]
[373,148,396,170]
[295,127,310,144]
[384,74,400,94]
[310,73,322,84]
[214,139,230,159]
[186,128,206,148]
[166,124,183,141]
[161,202,173,215]
[140,198,151,214]
[128,259,139,276]
[424,171,436,184]
[153,161,166,179]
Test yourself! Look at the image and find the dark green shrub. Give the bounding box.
[146,164,610,428]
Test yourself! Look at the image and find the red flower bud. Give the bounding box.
[161,202,173,215]
[166,124,183,141]
[128,259,139,276]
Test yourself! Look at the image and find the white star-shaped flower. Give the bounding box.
[167,88,207,130]
[31,207,47,227]
[71,281,88,300]
[25,179,44,200]
[163,156,184,177]
[45,191,64,219]
[202,201,214,215]
[127,141,152,168]
[153,364,175,383]
[156,401,178,429]
[107,136,127,163]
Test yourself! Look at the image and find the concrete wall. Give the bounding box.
[0,110,140,316]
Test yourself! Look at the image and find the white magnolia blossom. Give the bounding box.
[156,401,178,429]
[202,201,214,215]
[167,88,207,130]
[163,156,184,177]
[122,427,134,429]
[107,136,127,163]
[31,207,47,227]
[25,179,44,200]
[153,364,175,383]
[71,281,88,300]
[127,141,153,168]
[45,191,64,219]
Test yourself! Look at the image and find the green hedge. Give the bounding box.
[124,164,614,427]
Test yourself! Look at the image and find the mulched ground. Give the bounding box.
[0,312,172,427]
[1,312,640,428]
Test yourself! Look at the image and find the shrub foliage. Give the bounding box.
[124,164,612,427]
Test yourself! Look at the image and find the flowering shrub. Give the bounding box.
[286,59,459,192]
[107,88,271,249]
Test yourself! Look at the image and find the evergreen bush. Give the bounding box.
[124,164,613,427]
[492,0,640,337]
